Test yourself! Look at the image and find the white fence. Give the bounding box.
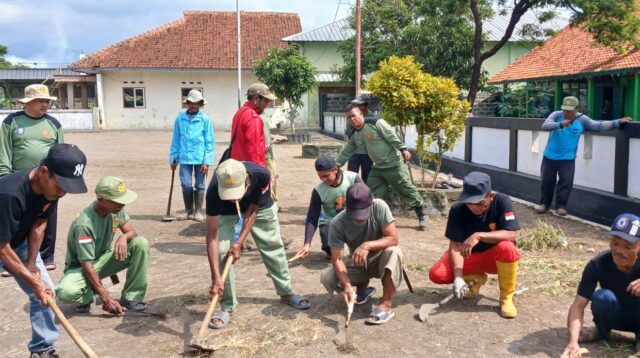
[0,109,96,130]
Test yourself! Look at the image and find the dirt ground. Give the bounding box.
[0,130,632,357]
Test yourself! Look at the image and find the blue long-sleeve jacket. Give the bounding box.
[541,111,620,160]
[169,110,215,165]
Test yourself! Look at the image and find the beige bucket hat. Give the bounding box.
[18,84,57,104]
[183,89,207,104]
[247,82,276,101]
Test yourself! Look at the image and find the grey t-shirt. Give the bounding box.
[329,199,395,252]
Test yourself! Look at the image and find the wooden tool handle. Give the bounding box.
[196,257,234,339]
[46,295,99,358]
[287,252,303,263]
[235,200,241,219]
[439,279,478,306]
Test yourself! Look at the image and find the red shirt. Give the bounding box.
[230,101,266,167]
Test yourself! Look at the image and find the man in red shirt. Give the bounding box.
[230,83,275,167]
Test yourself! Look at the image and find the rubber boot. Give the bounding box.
[413,206,427,230]
[463,273,488,299]
[176,190,194,220]
[496,260,518,318]
[194,191,205,222]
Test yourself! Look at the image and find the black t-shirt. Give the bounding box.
[0,169,54,248]
[206,161,273,216]
[445,192,520,253]
[577,251,640,307]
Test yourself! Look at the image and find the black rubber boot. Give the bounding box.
[413,206,427,230]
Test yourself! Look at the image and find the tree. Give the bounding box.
[254,44,317,132]
[367,56,470,188]
[337,0,481,90]
[467,0,640,106]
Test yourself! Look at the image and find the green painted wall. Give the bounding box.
[298,42,344,72]
[482,41,537,78]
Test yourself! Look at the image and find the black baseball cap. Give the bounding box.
[351,93,371,105]
[315,156,336,171]
[42,143,88,194]
[610,213,640,244]
[346,183,373,220]
[458,172,491,204]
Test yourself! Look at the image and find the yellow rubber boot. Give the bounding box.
[496,260,518,318]
[462,273,488,299]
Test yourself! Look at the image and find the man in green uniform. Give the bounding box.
[56,176,149,314]
[320,183,404,325]
[205,159,310,329]
[295,155,362,259]
[0,84,64,273]
[343,93,374,183]
[336,105,426,230]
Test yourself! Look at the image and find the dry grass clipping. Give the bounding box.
[519,257,584,295]
[518,220,568,251]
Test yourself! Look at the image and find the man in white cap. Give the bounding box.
[0,143,87,358]
[561,213,640,357]
[537,96,632,216]
[0,84,64,275]
[56,176,149,315]
[169,89,214,222]
[204,159,310,330]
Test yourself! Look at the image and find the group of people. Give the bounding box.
[1,82,638,358]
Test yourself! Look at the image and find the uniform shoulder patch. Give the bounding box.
[3,111,26,125]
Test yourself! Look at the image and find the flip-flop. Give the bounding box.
[355,287,375,305]
[0,270,12,278]
[45,263,56,271]
[365,307,395,325]
[208,310,231,329]
[282,294,311,310]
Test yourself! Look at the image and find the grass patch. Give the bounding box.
[519,257,584,296]
[408,262,430,272]
[600,340,635,355]
[518,220,568,251]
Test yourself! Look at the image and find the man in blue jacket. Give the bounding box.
[169,89,215,222]
[536,96,631,216]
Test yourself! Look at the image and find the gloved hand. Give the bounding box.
[452,277,468,298]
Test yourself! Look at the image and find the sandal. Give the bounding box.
[355,287,375,305]
[45,263,56,271]
[281,294,311,310]
[208,310,231,329]
[75,302,91,314]
[365,306,395,325]
[1,270,12,278]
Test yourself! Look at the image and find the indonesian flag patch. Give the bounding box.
[505,211,516,221]
[78,235,92,244]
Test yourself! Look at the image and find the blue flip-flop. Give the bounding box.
[365,307,395,325]
[355,287,376,305]
[282,294,311,310]
[208,310,231,329]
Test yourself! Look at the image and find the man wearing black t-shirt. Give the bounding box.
[204,159,310,330]
[428,172,521,318]
[0,143,87,357]
[561,213,640,358]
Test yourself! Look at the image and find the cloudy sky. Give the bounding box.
[0,0,352,67]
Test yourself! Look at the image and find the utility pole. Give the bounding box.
[355,0,361,94]
[236,0,242,108]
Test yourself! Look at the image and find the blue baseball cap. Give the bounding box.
[458,172,491,204]
[610,213,640,244]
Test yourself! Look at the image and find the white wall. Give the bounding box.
[0,109,94,130]
[573,135,616,192]
[517,130,547,176]
[628,139,640,199]
[472,127,510,169]
[100,70,259,130]
[404,125,465,160]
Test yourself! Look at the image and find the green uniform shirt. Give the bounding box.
[0,111,64,175]
[328,198,395,252]
[64,202,129,271]
[344,122,367,154]
[336,118,405,169]
[316,171,359,226]
[261,114,273,160]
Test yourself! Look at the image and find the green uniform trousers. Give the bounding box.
[367,162,423,208]
[218,204,293,311]
[55,236,149,304]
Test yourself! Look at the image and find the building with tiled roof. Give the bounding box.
[488,25,640,121]
[69,11,301,129]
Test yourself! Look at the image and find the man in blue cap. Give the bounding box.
[561,213,640,358]
[428,171,521,318]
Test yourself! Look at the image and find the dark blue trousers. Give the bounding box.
[591,289,640,342]
[539,157,575,209]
